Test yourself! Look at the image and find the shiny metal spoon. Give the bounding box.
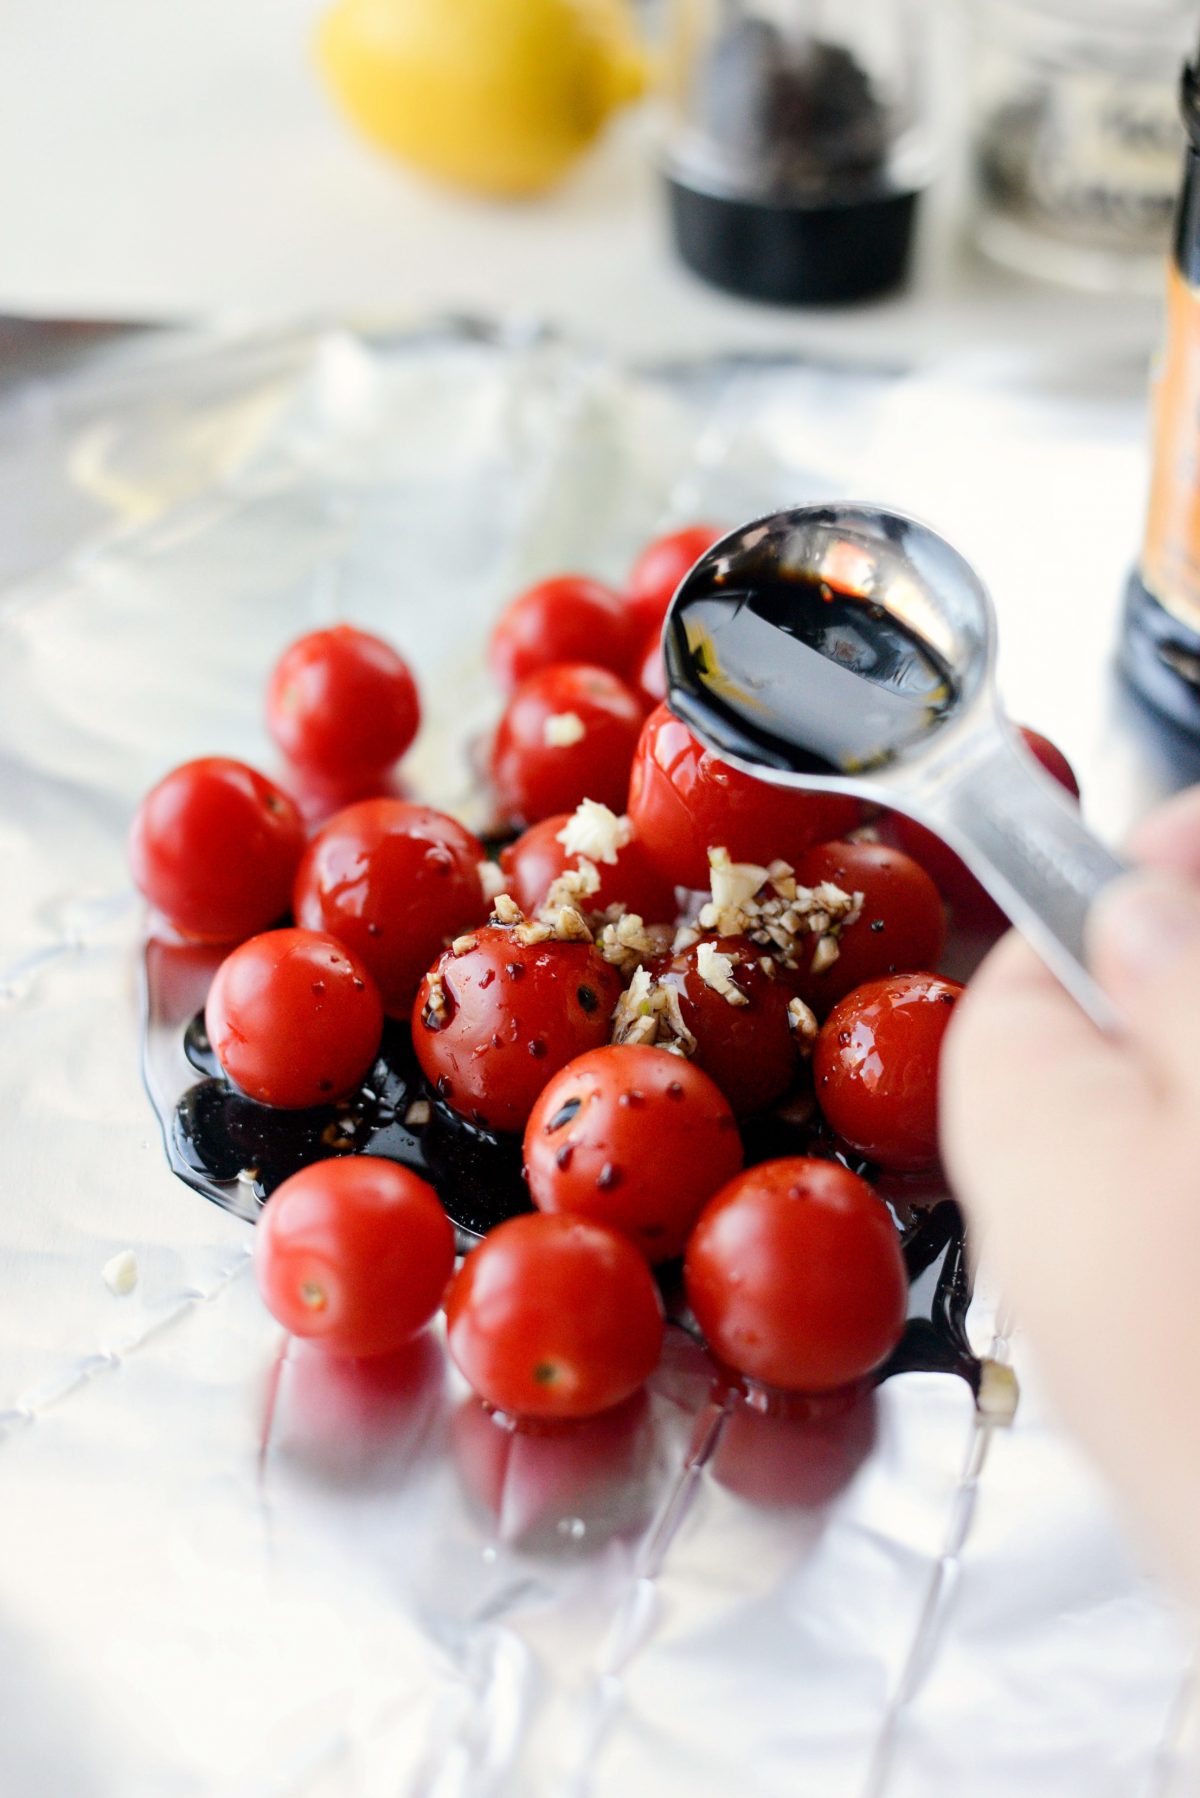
[663,502,1125,1031]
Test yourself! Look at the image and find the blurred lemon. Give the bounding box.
[317,0,646,198]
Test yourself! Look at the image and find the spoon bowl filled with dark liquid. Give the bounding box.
[664,504,1124,1030]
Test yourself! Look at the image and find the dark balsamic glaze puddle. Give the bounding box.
[161,1004,980,1400]
[172,1012,529,1241]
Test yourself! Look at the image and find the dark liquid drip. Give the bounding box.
[159,1009,980,1398]
[173,1014,529,1241]
[666,568,959,776]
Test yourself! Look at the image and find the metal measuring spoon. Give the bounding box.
[663,502,1125,1031]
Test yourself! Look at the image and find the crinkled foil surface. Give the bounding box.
[2,321,1199,1798]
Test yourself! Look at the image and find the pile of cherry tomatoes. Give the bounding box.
[131,525,1078,1429]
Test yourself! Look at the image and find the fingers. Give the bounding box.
[940,930,1148,1237]
[1126,783,1200,877]
[1086,869,1200,1088]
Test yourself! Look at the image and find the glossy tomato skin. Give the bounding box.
[267,624,420,785]
[651,935,801,1116]
[488,575,636,689]
[524,1045,743,1261]
[206,928,384,1109]
[633,627,667,710]
[499,813,677,922]
[129,756,305,943]
[1020,726,1081,800]
[813,972,964,1172]
[791,840,947,1017]
[627,705,861,891]
[624,525,724,636]
[411,927,623,1133]
[444,1213,665,1421]
[684,1158,908,1393]
[293,799,487,1017]
[255,1158,455,1356]
[491,664,645,827]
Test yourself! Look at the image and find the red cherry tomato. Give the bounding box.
[813,972,964,1172]
[684,1158,908,1393]
[1019,725,1081,800]
[411,926,624,1133]
[650,935,802,1116]
[266,624,420,786]
[255,1158,455,1356]
[129,756,305,944]
[524,1045,743,1262]
[499,812,677,922]
[205,927,384,1109]
[633,628,667,710]
[791,840,946,1017]
[491,664,645,827]
[488,575,637,690]
[624,524,724,636]
[627,704,860,891]
[444,1213,664,1421]
[293,799,487,1017]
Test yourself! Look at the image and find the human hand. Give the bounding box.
[941,785,1200,1604]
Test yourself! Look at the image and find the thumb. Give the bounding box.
[1087,869,1200,1087]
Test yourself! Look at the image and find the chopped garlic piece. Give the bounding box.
[543,711,586,748]
[477,858,507,902]
[404,1100,432,1127]
[610,965,697,1056]
[706,846,771,924]
[102,1250,139,1297]
[787,996,819,1048]
[491,892,523,926]
[696,941,750,1006]
[597,911,673,976]
[450,934,479,956]
[810,934,841,974]
[555,799,631,866]
[542,858,601,917]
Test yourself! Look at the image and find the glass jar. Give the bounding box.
[971,0,1195,291]
[662,0,934,305]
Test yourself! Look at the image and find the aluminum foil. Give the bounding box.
[1,320,1198,1798]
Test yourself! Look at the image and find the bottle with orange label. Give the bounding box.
[1123,46,1200,731]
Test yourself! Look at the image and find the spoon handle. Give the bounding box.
[917,734,1127,1033]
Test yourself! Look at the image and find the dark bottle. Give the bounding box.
[662,0,932,306]
[1122,46,1200,733]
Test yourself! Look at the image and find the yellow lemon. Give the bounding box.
[317,0,645,198]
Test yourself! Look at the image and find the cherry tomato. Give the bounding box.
[255,1158,455,1356]
[624,524,724,636]
[886,725,1080,924]
[293,798,487,1017]
[1019,725,1081,800]
[499,811,677,922]
[266,623,420,786]
[633,627,667,710]
[488,575,637,690]
[524,1045,743,1262]
[791,840,946,1017]
[684,1158,908,1393]
[650,935,802,1116]
[627,704,860,891]
[129,756,305,943]
[411,926,623,1133]
[444,1213,664,1421]
[491,664,645,827]
[813,972,964,1172]
[206,927,384,1109]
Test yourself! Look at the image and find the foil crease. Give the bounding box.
[0,321,1195,1798]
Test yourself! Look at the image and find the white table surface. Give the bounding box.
[0,0,1168,374]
